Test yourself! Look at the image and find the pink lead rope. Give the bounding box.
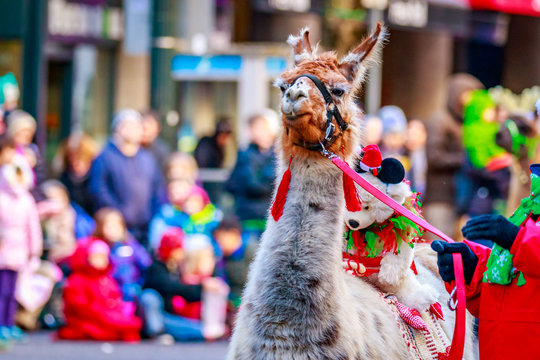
[330,156,467,360]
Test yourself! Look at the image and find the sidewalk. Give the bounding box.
[5,331,229,360]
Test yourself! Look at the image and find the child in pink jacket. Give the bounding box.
[0,138,42,343]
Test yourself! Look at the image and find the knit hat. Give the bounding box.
[88,240,110,256]
[378,106,407,135]
[159,228,185,261]
[0,73,19,106]
[111,109,142,131]
[6,110,36,137]
[358,144,383,175]
[189,186,210,206]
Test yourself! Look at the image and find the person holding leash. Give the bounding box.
[432,164,540,360]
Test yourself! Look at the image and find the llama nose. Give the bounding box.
[348,220,360,229]
[285,86,307,103]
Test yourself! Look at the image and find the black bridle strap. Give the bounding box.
[292,74,333,105]
[289,74,349,151]
[291,74,348,132]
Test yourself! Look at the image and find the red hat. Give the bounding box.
[159,228,185,261]
[359,144,382,176]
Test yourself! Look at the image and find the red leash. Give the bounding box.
[330,156,467,360]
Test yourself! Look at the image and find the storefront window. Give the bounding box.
[73,45,115,143]
[45,61,71,164]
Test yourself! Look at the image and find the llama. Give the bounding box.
[227,25,473,360]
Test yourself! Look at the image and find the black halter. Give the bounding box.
[288,74,349,152]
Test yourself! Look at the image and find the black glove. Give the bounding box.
[461,214,519,250]
[431,241,479,285]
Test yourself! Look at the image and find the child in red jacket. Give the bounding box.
[58,239,142,341]
[432,164,540,360]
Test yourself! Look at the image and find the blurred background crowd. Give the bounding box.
[0,0,539,353]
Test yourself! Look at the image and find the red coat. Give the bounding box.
[449,217,540,359]
[58,239,142,341]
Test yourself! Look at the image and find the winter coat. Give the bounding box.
[89,141,166,231]
[449,216,540,359]
[424,110,464,205]
[143,258,202,314]
[194,136,224,168]
[425,73,483,205]
[72,203,96,239]
[107,236,151,301]
[143,138,171,175]
[59,239,142,341]
[44,206,77,263]
[226,144,276,222]
[0,166,42,271]
[60,170,94,215]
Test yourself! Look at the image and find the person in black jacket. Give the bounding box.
[193,119,232,169]
[141,228,226,341]
[226,113,278,240]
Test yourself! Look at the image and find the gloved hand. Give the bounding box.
[461,214,520,250]
[431,241,479,285]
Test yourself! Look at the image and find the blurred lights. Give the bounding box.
[388,0,428,28]
[268,0,311,12]
[362,0,389,10]
[166,111,180,127]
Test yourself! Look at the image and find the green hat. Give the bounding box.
[0,73,19,106]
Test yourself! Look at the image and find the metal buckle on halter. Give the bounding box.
[325,122,336,142]
[320,142,338,159]
[447,286,458,311]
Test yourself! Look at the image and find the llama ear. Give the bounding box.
[339,22,387,83]
[287,27,313,66]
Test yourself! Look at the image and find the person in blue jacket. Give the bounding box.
[89,109,165,247]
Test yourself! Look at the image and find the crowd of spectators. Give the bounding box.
[0,106,278,348]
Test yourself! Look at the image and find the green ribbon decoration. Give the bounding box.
[346,230,354,252]
[482,174,540,286]
[365,231,379,258]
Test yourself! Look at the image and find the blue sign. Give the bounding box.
[266,57,288,75]
[171,54,288,79]
[171,55,242,78]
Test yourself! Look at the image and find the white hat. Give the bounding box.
[111,109,142,131]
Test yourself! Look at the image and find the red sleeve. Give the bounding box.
[511,218,540,278]
[444,240,491,318]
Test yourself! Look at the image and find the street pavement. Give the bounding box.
[4,331,229,360]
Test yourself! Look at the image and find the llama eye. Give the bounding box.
[332,88,344,97]
[280,85,288,93]
[364,205,370,210]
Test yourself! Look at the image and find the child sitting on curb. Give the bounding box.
[59,239,142,341]
[142,228,228,341]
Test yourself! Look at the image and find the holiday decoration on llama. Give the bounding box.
[342,145,439,312]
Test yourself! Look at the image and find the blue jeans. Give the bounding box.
[140,289,204,341]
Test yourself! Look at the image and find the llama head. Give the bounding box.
[275,23,387,161]
[345,158,410,231]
